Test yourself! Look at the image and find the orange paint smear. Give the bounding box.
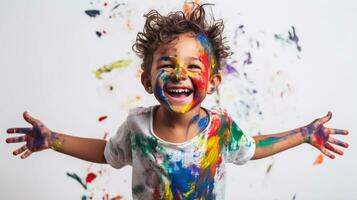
[313,154,324,165]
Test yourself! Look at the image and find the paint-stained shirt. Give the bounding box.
[104,106,256,200]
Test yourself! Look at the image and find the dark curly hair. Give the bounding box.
[132,3,232,75]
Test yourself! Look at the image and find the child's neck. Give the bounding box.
[154,104,206,143]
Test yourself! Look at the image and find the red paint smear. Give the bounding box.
[110,195,123,200]
[98,115,108,122]
[85,172,97,183]
[313,154,324,165]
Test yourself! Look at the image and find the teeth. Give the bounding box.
[168,89,191,93]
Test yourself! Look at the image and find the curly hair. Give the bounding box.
[132,3,231,75]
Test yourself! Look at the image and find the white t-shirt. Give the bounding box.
[104,106,256,200]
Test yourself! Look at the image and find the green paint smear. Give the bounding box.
[228,121,243,151]
[256,137,280,148]
[95,59,133,79]
[66,172,87,190]
[132,134,160,161]
[133,184,145,194]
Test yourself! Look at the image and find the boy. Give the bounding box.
[6,4,348,200]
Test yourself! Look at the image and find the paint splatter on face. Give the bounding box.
[152,33,216,114]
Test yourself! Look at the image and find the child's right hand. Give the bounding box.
[6,111,54,159]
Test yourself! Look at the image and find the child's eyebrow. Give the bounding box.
[157,55,201,62]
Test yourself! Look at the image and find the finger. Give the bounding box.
[6,135,27,143]
[328,128,349,135]
[319,111,332,124]
[23,111,43,127]
[20,150,32,159]
[6,128,32,134]
[328,137,349,148]
[325,143,344,155]
[13,145,28,156]
[320,146,335,159]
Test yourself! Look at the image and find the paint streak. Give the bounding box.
[288,26,301,52]
[66,172,87,189]
[313,154,324,165]
[266,163,273,174]
[243,52,252,65]
[98,115,108,122]
[85,10,101,18]
[222,63,238,75]
[85,172,97,183]
[95,59,133,79]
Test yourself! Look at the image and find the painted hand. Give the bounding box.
[302,111,349,159]
[6,111,54,159]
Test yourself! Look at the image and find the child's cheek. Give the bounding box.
[190,73,208,97]
[153,69,170,107]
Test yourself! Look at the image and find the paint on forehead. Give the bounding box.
[196,33,216,71]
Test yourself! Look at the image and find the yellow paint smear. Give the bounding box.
[95,59,133,79]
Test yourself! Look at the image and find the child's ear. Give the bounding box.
[207,72,222,95]
[141,72,153,94]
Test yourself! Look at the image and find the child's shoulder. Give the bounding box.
[205,106,232,123]
[128,106,152,117]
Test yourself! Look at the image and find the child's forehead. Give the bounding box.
[155,34,204,55]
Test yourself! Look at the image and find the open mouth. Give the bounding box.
[164,87,194,104]
[167,88,193,98]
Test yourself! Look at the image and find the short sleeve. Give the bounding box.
[224,120,256,165]
[104,119,132,168]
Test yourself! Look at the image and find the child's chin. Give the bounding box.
[169,105,192,114]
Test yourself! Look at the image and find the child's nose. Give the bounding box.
[171,66,188,82]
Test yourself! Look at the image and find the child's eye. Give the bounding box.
[160,64,173,68]
[188,65,201,70]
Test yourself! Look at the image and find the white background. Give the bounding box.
[1,0,356,199]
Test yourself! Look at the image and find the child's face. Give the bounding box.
[142,32,220,114]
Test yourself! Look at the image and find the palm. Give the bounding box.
[302,111,349,159]
[6,112,52,159]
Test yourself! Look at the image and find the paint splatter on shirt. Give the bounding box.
[104,106,256,200]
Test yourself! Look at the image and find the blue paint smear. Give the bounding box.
[85,10,101,18]
[222,63,238,75]
[167,161,199,200]
[198,116,208,132]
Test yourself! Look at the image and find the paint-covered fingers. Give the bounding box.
[319,111,332,125]
[20,150,33,159]
[324,143,344,156]
[6,135,27,144]
[328,137,349,148]
[319,146,335,159]
[328,128,349,135]
[13,145,28,156]
[6,128,32,134]
[23,111,43,127]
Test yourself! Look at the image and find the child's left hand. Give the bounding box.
[302,111,349,159]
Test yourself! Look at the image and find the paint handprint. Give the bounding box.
[301,111,349,159]
[6,111,60,159]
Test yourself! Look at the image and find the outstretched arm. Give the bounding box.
[6,111,107,163]
[251,111,349,160]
